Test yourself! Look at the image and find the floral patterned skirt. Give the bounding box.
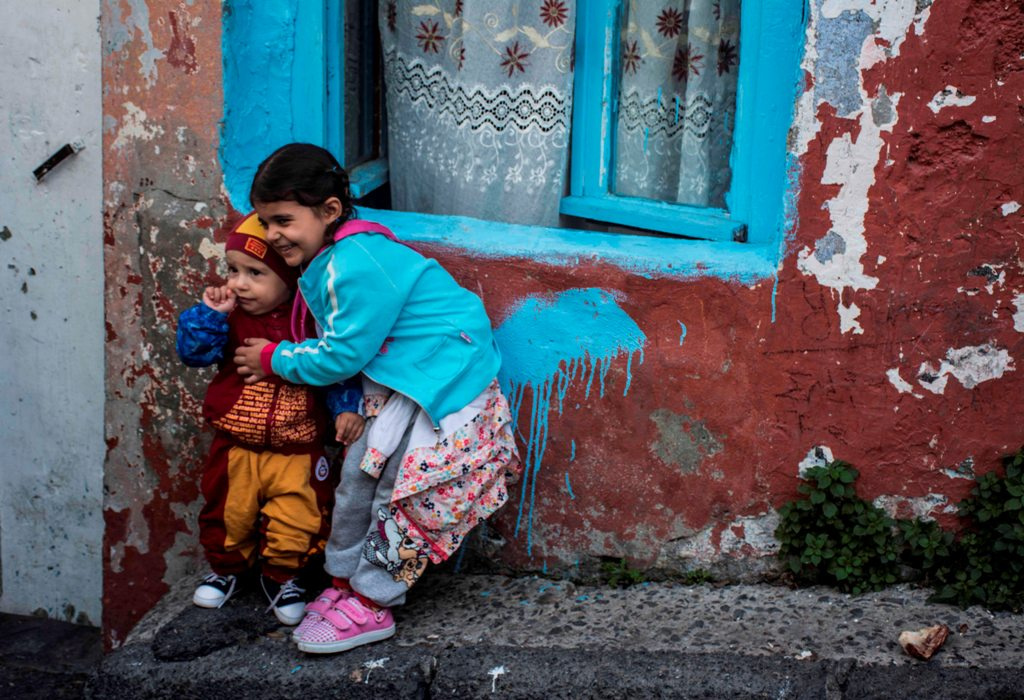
[384,380,521,564]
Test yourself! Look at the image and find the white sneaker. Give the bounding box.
[193,572,238,608]
[261,575,307,625]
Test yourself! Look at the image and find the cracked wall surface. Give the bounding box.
[100,0,1024,644]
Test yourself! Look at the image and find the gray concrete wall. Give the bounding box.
[0,1,104,626]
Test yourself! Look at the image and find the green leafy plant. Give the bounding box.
[929,447,1024,611]
[896,517,953,578]
[776,460,900,595]
[682,568,714,585]
[599,557,645,588]
[777,448,1024,613]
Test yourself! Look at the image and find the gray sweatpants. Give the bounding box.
[323,419,420,608]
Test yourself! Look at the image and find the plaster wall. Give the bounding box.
[0,1,105,625]
[100,0,1024,644]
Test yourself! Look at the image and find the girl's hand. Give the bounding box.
[334,412,365,445]
[234,337,271,383]
[202,285,236,314]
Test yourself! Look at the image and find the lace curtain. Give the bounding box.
[379,0,576,227]
[612,0,740,209]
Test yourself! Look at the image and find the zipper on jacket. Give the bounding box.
[266,382,280,445]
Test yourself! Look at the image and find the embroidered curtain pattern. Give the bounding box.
[613,0,740,209]
[379,0,576,226]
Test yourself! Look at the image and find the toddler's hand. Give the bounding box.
[202,285,236,314]
[335,412,365,445]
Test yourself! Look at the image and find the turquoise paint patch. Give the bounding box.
[220,1,300,210]
[569,439,576,462]
[565,472,575,500]
[495,288,646,555]
[678,321,687,345]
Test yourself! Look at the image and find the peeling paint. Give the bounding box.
[812,231,846,263]
[1013,294,1024,333]
[719,512,781,557]
[796,0,933,331]
[886,368,921,398]
[812,9,874,118]
[111,103,165,149]
[104,0,164,86]
[917,343,1015,393]
[1001,201,1021,217]
[942,456,975,481]
[873,493,953,522]
[798,445,835,477]
[927,86,977,114]
[837,301,863,335]
[648,410,723,475]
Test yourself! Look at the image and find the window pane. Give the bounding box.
[612,0,740,208]
[377,0,576,227]
[344,0,386,167]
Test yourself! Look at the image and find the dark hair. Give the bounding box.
[249,143,356,225]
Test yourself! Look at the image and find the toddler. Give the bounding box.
[176,213,363,624]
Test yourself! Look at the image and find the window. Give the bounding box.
[327,0,389,199]
[222,1,806,276]
[560,0,804,245]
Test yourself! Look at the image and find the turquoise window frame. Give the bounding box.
[562,0,805,245]
[221,1,806,281]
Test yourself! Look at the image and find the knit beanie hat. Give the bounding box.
[225,212,299,288]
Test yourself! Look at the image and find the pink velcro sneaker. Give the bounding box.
[292,586,350,642]
[296,597,395,654]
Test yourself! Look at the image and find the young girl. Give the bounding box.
[234,143,521,654]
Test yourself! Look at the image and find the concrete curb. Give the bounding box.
[91,573,1024,698]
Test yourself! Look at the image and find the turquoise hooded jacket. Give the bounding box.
[269,232,501,427]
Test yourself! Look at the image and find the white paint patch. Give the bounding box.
[982,115,997,123]
[719,512,781,556]
[489,666,507,693]
[798,445,834,477]
[111,102,165,150]
[1001,201,1021,216]
[1013,294,1024,332]
[796,111,887,295]
[198,238,224,261]
[886,368,922,398]
[927,86,977,114]
[797,1,932,330]
[837,301,864,334]
[917,343,1015,393]
[666,527,716,564]
[363,657,390,684]
[873,493,954,521]
[792,5,824,156]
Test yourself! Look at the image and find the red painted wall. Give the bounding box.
[102,0,1024,644]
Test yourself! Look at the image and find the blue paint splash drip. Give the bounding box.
[495,288,646,556]
[678,321,687,345]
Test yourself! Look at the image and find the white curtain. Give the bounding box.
[612,0,740,208]
[379,0,576,226]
